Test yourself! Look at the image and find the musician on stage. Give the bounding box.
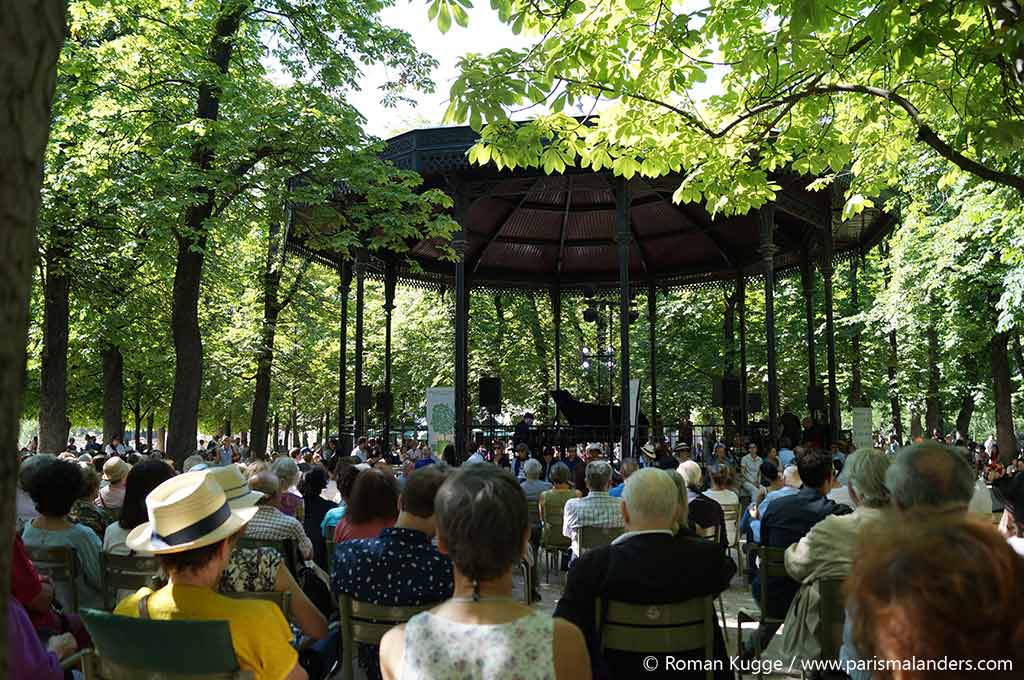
[513,412,534,448]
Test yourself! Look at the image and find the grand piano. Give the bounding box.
[534,389,649,451]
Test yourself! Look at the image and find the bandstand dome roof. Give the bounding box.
[288,124,896,292]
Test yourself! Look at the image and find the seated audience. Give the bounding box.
[608,457,638,497]
[847,517,1024,679]
[333,468,399,543]
[321,462,360,539]
[705,467,740,509]
[7,598,77,680]
[97,456,130,514]
[22,458,105,610]
[334,466,454,680]
[573,443,607,496]
[992,471,1024,556]
[521,458,552,601]
[562,460,625,561]
[104,459,176,554]
[17,455,45,533]
[298,466,337,569]
[11,533,90,649]
[114,472,306,680]
[539,463,576,543]
[739,442,764,500]
[556,468,734,679]
[272,456,305,521]
[745,448,851,656]
[70,463,112,540]
[678,460,728,549]
[746,463,800,544]
[768,449,891,662]
[379,465,590,680]
[246,472,314,560]
[839,442,978,678]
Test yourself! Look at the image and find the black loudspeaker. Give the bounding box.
[807,384,825,411]
[355,386,373,412]
[712,377,741,407]
[375,392,392,413]
[479,377,502,412]
[747,392,763,413]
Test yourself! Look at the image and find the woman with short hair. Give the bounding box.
[21,459,105,610]
[333,469,399,543]
[379,465,590,679]
[272,457,305,522]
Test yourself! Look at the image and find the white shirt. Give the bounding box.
[1008,536,1024,558]
[705,488,740,508]
[828,484,854,507]
[350,446,366,462]
[740,453,762,485]
[968,479,993,516]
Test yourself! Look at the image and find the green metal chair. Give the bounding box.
[101,553,163,611]
[223,590,292,620]
[26,545,80,613]
[720,502,743,569]
[79,608,254,679]
[595,596,716,680]
[540,502,571,583]
[338,594,439,680]
[809,578,847,676]
[237,537,299,575]
[736,546,789,679]
[693,524,728,631]
[578,525,624,555]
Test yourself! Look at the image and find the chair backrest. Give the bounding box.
[223,590,291,620]
[756,546,789,614]
[237,537,299,575]
[338,594,440,680]
[719,503,741,541]
[541,501,570,549]
[325,536,336,574]
[596,596,715,677]
[526,498,541,527]
[79,608,252,679]
[578,525,624,554]
[694,524,719,542]
[816,578,846,661]
[27,545,80,613]
[101,553,163,611]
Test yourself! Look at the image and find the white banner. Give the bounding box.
[629,378,641,447]
[852,407,874,451]
[426,387,455,452]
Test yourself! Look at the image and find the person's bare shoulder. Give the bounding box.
[379,622,407,680]
[552,617,590,679]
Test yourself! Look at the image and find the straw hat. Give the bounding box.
[640,442,657,460]
[126,471,258,555]
[103,456,131,483]
[206,465,264,508]
[672,442,691,455]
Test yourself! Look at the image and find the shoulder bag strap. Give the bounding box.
[137,592,151,619]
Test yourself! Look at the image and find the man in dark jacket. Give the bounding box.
[746,448,851,654]
[555,468,735,679]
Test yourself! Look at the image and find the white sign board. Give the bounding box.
[426,387,455,452]
[852,407,874,451]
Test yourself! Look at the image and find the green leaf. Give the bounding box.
[438,3,452,33]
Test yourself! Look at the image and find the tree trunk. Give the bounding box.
[38,233,70,453]
[101,345,124,445]
[925,322,941,436]
[273,413,280,453]
[881,241,903,442]
[165,3,247,467]
[992,331,1016,464]
[223,416,231,438]
[0,2,67,673]
[1013,332,1024,383]
[954,393,975,441]
[146,412,154,452]
[131,371,143,450]
[249,220,283,458]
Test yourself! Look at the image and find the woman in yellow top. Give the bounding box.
[114,471,306,680]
